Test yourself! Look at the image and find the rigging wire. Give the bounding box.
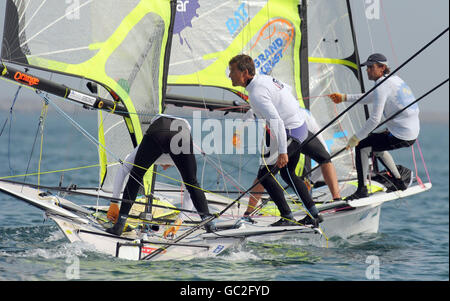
[21,100,48,193]
[37,102,49,189]
[379,0,399,65]
[376,3,442,186]
[0,85,23,176]
[34,92,154,203]
[37,93,114,158]
[0,163,101,180]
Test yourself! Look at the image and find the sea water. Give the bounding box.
[0,111,448,282]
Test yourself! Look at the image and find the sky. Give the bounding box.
[350,0,449,121]
[0,0,448,121]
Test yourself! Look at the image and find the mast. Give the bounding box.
[304,0,371,183]
[294,0,311,178]
[346,0,369,119]
[143,0,177,213]
[299,0,310,110]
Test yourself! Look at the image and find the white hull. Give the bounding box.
[200,202,380,247]
[203,181,432,245]
[50,214,242,261]
[0,179,432,260]
[0,180,243,261]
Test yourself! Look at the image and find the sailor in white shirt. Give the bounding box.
[329,53,419,200]
[240,108,342,219]
[228,54,323,227]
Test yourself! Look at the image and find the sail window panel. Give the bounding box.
[308,63,365,181]
[105,13,165,125]
[99,114,136,194]
[163,105,264,193]
[307,0,355,60]
[309,63,366,144]
[100,8,170,192]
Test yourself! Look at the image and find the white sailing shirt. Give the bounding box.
[346,75,420,141]
[245,74,305,154]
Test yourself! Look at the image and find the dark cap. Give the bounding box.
[361,53,388,66]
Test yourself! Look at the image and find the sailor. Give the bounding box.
[228,54,323,227]
[106,114,215,236]
[107,146,195,238]
[329,53,419,200]
[241,107,342,218]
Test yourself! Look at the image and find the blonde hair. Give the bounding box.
[376,63,391,75]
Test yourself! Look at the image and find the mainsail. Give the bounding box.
[169,0,305,104]
[165,0,308,196]
[166,0,367,190]
[1,0,176,195]
[306,0,367,183]
[1,0,368,206]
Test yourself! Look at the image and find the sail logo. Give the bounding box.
[176,0,191,12]
[272,77,284,90]
[14,72,39,86]
[226,3,249,36]
[251,19,294,75]
[174,0,200,44]
[397,83,418,110]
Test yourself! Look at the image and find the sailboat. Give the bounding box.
[0,0,246,261]
[0,0,432,260]
[162,0,432,242]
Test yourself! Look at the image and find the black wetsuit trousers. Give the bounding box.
[301,131,332,165]
[119,117,210,218]
[257,134,320,218]
[355,131,416,188]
